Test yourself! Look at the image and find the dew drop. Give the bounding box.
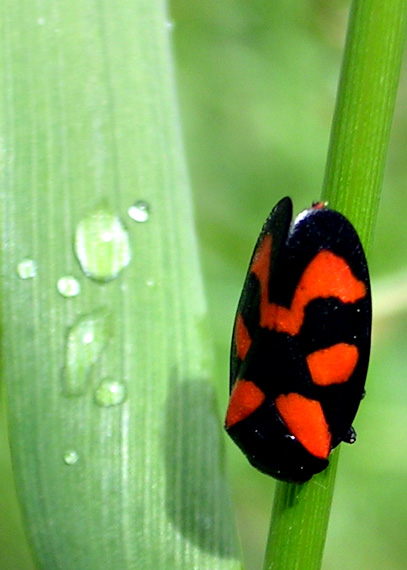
[74,206,131,282]
[146,278,155,287]
[128,200,150,223]
[94,378,127,407]
[63,450,79,465]
[57,275,81,298]
[17,258,37,279]
[62,310,111,396]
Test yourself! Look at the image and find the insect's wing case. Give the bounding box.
[230,197,293,389]
[286,207,371,447]
[226,199,371,482]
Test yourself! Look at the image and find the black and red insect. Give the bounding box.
[224,197,371,483]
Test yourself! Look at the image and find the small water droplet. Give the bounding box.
[37,17,45,25]
[62,310,112,396]
[17,258,37,279]
[128,200,150,223]
[83,332,94,344]
[57,275,81,297]
[74,206,131,282]
[146,278,155,287]
[63,450,79,465]
[166,20,174,31]
[94,378,127,407]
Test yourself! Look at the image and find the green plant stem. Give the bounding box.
[264,451,340,570]
[322,0,407,251]
[264,1,407,570]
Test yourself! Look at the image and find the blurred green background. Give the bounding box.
[171,0,407,569]
[1,1,406,569]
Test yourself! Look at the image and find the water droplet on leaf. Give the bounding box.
[74,206,131,282]
[63,450,79,465]
[57,276,81,297]
[128,200,150,223]
[17,258,37,279]
[62,310,111,396]
[94,378,127,407]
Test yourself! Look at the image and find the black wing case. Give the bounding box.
[229,196,293,389]
[283,207,372,447]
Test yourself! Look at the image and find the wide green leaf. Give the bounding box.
[0,1,240,568]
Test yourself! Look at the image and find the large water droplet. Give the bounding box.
[62,310,111,396]
[63,450,79,465]
[94,378,127,407]
[128,200,150,223]
[17,258,37,279]
[74,206,131,282]
[57,275,81,298]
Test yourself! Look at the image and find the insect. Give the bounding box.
[224,197,371,483]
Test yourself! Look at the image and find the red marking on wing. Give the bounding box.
[312,202,327,210]
[307,343,359,386]
[225,379,266,428]
[234,314,252,361]
[251,244,366,336]
[275,393,331,459]
[250,233,273,294]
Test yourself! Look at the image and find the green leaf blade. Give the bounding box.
[0,1,241,569]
